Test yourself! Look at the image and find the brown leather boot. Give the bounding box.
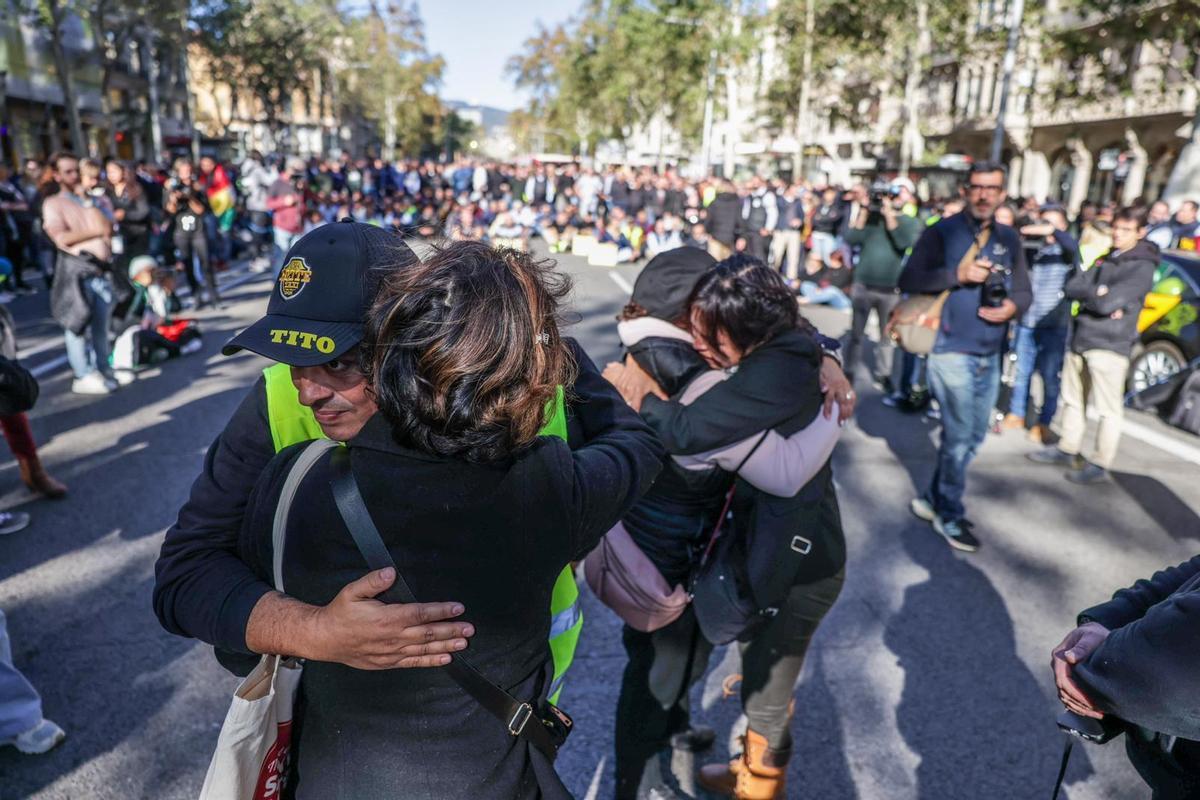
[18,456,67,499]
[697,729,790,799]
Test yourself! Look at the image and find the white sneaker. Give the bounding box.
[111,370,136,386]
[71,373,113,395]
[179,338,203,355]
[0,511,31,535]
[2,718,66,754]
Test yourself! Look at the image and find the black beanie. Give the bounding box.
[629,246,716,322]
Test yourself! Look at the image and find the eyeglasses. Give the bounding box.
[967,184,1003,194]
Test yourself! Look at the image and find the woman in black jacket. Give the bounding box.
[605,252,851,799]
[237,241,662,799]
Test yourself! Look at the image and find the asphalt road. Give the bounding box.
[1,245,1198,800]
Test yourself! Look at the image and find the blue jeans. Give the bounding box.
[0,609,43,740]
[1008,325,1068,424]
[63,275,114,379]
[925,351,1001,522]
[799,281,852,310]
[272,228,302,277]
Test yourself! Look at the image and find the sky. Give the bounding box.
[419,0,578,112]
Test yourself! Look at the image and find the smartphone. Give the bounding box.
[1056,709,1123,744]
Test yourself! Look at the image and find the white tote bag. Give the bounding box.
[199,439,336,800]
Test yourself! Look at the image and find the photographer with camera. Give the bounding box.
[1051,554,1200,798]
[266,158,308,277]
[897,162,1031,552]
[165,159,220,309]
[843,179,922,393]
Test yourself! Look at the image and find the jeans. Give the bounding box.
[1008,325,1068,424]
[64,275,114,380]
[0,609,44,740]
[273,228,303,277]
[811,231,838,266]
[800,281,852,311]
[925,351,1001,522]
[845,284,900,381]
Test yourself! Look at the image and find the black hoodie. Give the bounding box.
[1065,239,1158,356]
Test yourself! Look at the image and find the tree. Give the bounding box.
[1051,0,1200,202]
[32,0,87,154]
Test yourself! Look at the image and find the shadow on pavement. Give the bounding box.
[1110,471,1200,544]
[883,526,1094,799]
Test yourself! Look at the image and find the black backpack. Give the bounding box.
[0,356,39,416]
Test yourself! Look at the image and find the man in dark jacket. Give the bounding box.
[898,162,1032,552]
[1052,555,1200,798]
[705,181,741,262]
[1028,207,1157,484]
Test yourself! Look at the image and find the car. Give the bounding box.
[1130,249,1200,393]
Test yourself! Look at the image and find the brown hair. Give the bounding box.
[364,240,577,463]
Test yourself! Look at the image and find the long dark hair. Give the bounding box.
[688,255,803,357]
[364,240,577,463]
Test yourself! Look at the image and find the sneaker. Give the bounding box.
[1027,447,1081,467]
[910,497,936,522]
[872,376,895,396]
[1001,413,1024,431]
[111,370,136,386]
[933,515,980,552]
[670,725,716,753]
[925,403,941,421]
[2,719,66,754]
[0,511,31,535]
[1027,424,1058,445]
[71,373,113,395]
[1065,462,1109,485]
[179,338,203,355]
[881,393,911,411]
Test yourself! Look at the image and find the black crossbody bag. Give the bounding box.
[328,447,573,761]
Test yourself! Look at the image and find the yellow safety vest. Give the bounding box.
[261,364,581,705]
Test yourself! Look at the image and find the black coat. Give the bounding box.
[237,390,662,799]
[705,192,741,246]
[151,341,649,658]
[640,330,845,585]
[1075,554,1200,746]
[1065,239,1158,356]
[49,251,103,335]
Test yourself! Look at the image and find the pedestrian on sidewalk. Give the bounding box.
[898,162,1032,552]
[1028,207,1157,484]
[41,152,122,396]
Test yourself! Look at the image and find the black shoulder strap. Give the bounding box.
[327,447,567,761]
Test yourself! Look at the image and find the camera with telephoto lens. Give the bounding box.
[982,266,1010,308]
[868,181,901,213]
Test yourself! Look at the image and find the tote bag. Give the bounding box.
[199,439,336,800]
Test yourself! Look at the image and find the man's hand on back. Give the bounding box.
[247,567,474,670]
[1051,622,1111,719]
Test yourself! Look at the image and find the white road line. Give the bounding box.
[607,270,633,295]
[17,338,64,361]
[1091,410,1200,467]
[31,354,69,378]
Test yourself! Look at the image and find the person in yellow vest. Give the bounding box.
[153,221,589,704]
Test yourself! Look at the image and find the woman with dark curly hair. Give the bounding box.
[236,240,663,799]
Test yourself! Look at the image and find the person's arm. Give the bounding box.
[1076,256,1155,317]
[641,333,824,455]
[556,348,664,559]
[41,199,103,249]
[842,222,867,245]
[893,215,922,250]
[695,406,841,497]
[1007,233,1033,318]
[1071,581,1200,737]
[265,187,289,212]
[897,224,951,294]
[123,192,151,225]
[1078,555,1200,630]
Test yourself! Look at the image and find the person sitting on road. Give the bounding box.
[235,240,663,798]
[797,248,853,311]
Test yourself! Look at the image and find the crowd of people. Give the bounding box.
[0,147,1196,798]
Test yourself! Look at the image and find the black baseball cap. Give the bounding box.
[222,220,417,366]
[630,246,716,322]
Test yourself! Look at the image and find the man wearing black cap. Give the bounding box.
[154,221,475,672]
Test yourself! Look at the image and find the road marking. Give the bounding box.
[31,354,69,378]
[1091,410,1200,466]
[607,270,633,295]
